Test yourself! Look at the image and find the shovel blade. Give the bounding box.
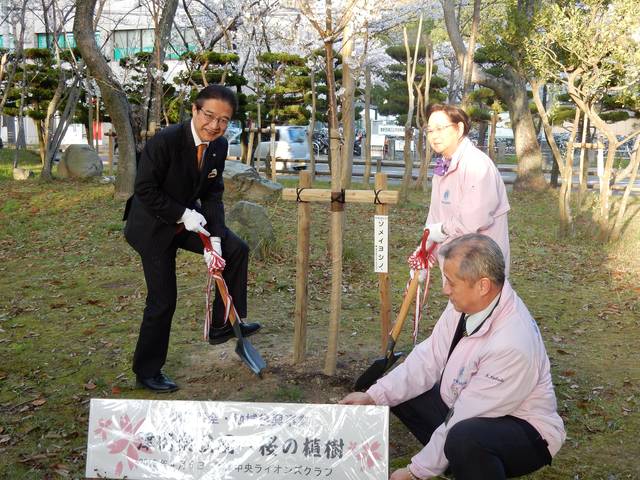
[235,338,267,376]
[354,351,403,391]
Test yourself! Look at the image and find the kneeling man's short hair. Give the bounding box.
[441,234,505,287]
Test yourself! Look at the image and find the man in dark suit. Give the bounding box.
[124,84,261,392]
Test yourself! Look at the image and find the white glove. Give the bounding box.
[179,208,210,236]
[424,222,447,243]
[204,236,225,271]
[410,268,428,282]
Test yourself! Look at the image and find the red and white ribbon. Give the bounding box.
[203,271,237,340]
[406,230,437,344]
[199,233,236,340]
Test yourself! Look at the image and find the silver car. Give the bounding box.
[227,126,309,171]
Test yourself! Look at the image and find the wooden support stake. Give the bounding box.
[293,171,312,364]
[375,173,392,353]
[282,176,398,374]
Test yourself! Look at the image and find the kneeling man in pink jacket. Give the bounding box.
[341,234,565,480]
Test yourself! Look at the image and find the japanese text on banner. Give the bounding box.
[86,399,389,480]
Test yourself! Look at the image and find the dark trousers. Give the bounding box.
[132,228,249,377]
[391,386,552,480]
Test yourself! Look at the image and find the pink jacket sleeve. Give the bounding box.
[366,309,455,407]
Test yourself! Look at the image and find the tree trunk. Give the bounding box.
[488,110,497,161]
[559,109,581,237]
[508,80,546,190]
[269,122,277,180]
[148,0,179,128]
[577,116,590,208]
[531,80,562,186]
[13,72,27,169]
[308,69,317,182]
[442,0,545,191]
[610,137,640,241]
[567,69,621,240]
[324,41,341,178]
[74,0,137,199]
[400,18,422,202]
[447,52,458,103]
[340,23,355,188]
[415,37,432,191]
[43,78,82,179]
[363,66,372,186]
[41,74,65,179]
[461,0,481,108]
[322,0,343,377]
[0,0,27,117]
[36,120,46,166]
[477,121,488,148]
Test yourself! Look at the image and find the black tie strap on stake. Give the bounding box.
[330,189,346,212]
[295,188,307,203]
[373,189,383,205]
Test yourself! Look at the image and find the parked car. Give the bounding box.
[227,126,310,171]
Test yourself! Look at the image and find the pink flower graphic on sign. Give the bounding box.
[350,440,383,471]
[94,414,151,477]
[94,419,113,441]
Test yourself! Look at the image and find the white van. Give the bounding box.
[227,126,309,171]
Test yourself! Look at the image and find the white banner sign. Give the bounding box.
[374,215,389,273]
[86,399,388,480]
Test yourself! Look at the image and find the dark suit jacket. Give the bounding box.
[124,121,228,255]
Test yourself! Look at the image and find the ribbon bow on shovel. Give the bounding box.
[199,233,266,376]
[354,229,436,391]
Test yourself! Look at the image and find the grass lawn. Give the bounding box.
[0,148,42,180]
[0,164,639,478]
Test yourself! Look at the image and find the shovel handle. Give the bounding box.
[388,229,436,343]
[388,275,420,341]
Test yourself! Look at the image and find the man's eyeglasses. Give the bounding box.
[427,124,455,135]
[197,108,230,127]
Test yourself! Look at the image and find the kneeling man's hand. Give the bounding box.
[338,392,375,405]
[390,467,415,480]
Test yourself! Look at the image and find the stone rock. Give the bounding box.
[226,201,275,259]
[57,144,103,179]
[13,168,35,180]
[223,160,282,202]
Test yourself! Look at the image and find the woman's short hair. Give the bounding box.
[440,234,505,287]
[426,104,471,136]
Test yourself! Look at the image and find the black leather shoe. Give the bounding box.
[209,322,261,345]
[136,372,179,393]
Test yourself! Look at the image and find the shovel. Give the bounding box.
[354,229,435,391]
[200,233,266,376]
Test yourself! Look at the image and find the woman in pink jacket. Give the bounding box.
[342,235,565,480]
[420,104,511,276]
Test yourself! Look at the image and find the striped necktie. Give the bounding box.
[197,143,207,170]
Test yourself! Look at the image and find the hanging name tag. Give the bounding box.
[374,215,389,273]
[86,399,388,480]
